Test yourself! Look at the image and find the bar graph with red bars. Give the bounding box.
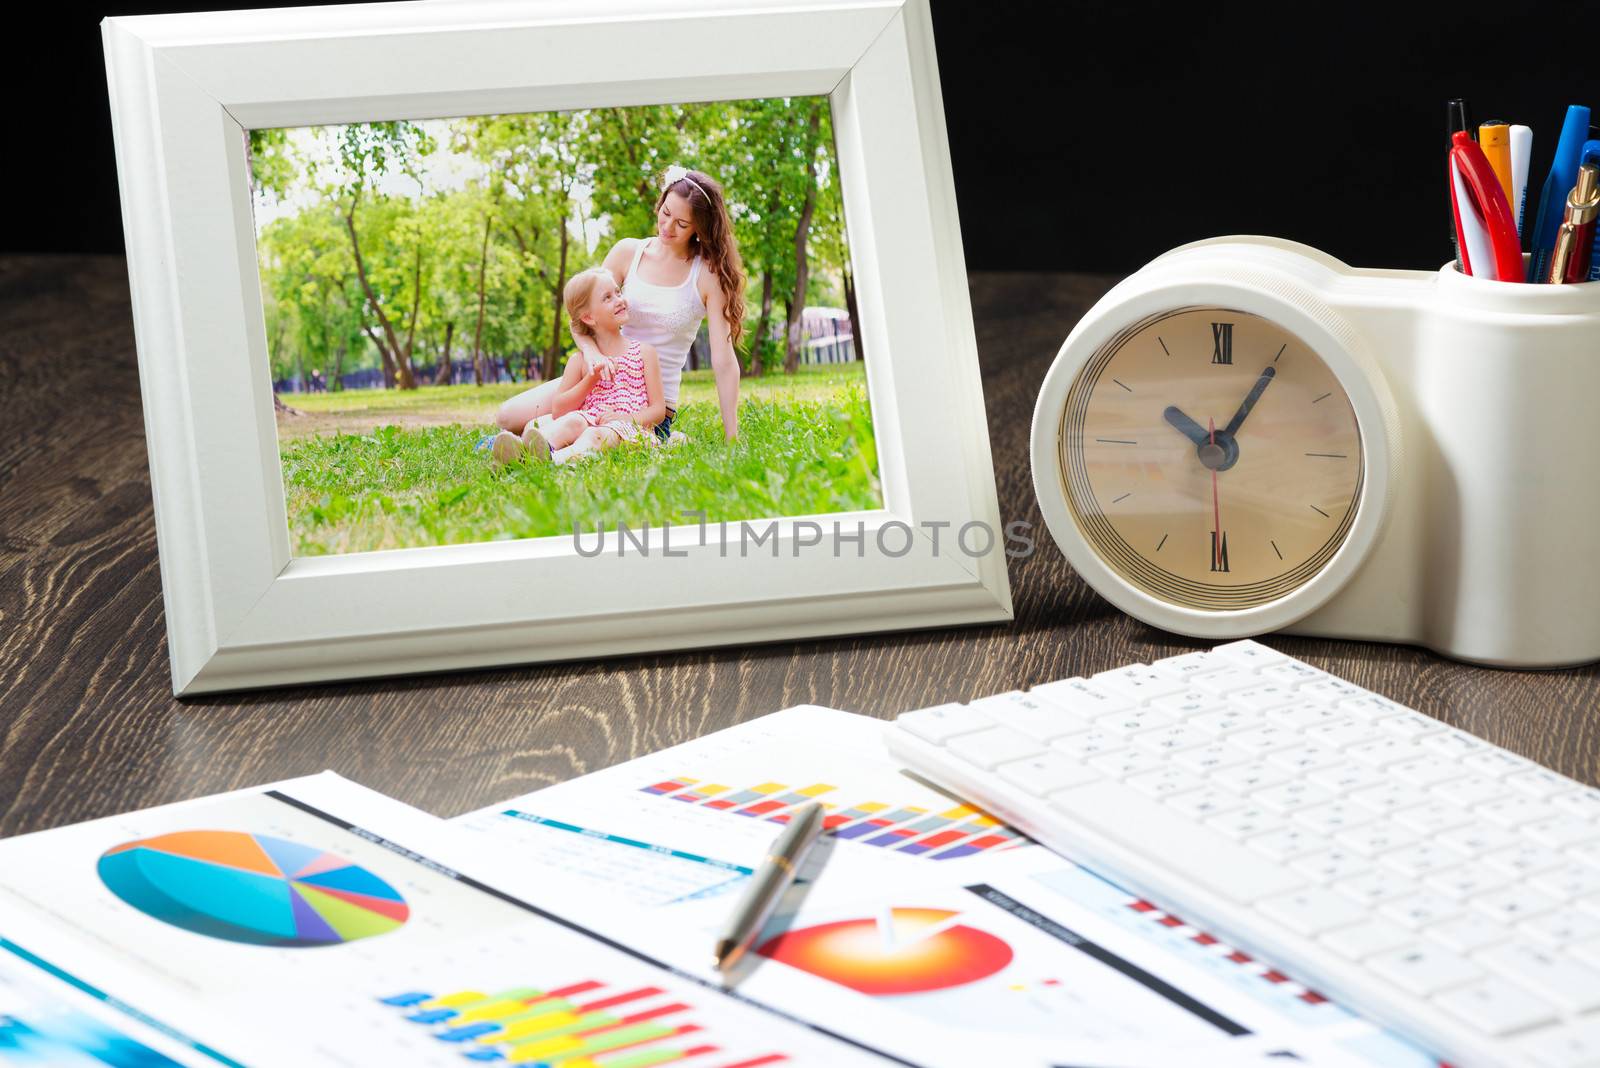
[638,776,1025,860]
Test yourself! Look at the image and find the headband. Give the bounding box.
[662,164,712,207]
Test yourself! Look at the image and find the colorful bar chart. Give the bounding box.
[637,778,1024,861]
[378,980,788,1066]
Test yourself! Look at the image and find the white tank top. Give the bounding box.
[620,238,706,408]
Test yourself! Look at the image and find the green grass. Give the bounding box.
[278,363,881,555]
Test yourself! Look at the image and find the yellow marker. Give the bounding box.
[1480,121,1514,207]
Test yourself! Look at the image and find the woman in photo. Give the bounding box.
[494,165,746,443]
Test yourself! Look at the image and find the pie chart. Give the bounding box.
[98,830,409,947]
[755,907,1012,995]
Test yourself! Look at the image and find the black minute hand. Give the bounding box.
[1223,367,1276,438]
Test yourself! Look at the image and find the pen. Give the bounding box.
[714,801,824,973]
[1548,162,1599,284]
[1510,124,1534,238]
[1479,121,1513,207]
[1448,131,1523,281]
[1446,99,1473,269]
[1527,104,1592,282]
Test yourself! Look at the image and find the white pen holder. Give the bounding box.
[1031,237,1600,667]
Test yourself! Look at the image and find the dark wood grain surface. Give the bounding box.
[2,255,1597,838]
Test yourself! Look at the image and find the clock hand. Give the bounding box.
[1210,417,1222,571]
[1163,405,1211,447]
[1223,366,1276,438]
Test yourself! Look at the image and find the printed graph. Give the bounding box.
[378,981,788,1067]
[754,908,1013,997]
[638,778,1023,861]
[97,830,408,947]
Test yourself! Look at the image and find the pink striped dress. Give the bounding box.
[578,339,652,440]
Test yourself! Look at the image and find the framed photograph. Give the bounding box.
[102,0,1011,695]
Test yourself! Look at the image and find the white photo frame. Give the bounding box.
[102,0,1011,695]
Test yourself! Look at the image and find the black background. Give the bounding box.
[12,0,1595,274]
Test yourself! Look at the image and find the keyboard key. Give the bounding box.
[1089,749,1167,780]
[1335,824,1421,858]
[1094,707,1177,735]
[1483,843,1567,878]
[897,703,993,744]
[1186,709,1254,736]
[1378,841,1470,879]
[1432,774,1512,807]
[1346,736,1428,768]
[1437,824,1520,857]
[1164,787,1246,821]
[1301,719,1373,749]
[1380,890,1464,929]
[1374,711,1446,739]
[1259,659,1328,686]
[1470,885,1560,924]
[1387,754,1469,788]
[1150,650,1231,680]
[1506,767,1580,799]
[1423,865,1514,901]
[1252,781,1335,814]
[1049,782,1304,901]
[1337,693,1410,719]
[1206,806,1287,841]
[1093,664,1190,702]
[1392,800,1474,835]
[1030,677,1133,717]
[1227,726,1299,755]
[995,752,1100,797]
[1298,678,1366,704]
[1262,703,1345,730]
[1433,978,1558,1038]
[946,726,1043,770]
[1266,744,1346,775]
[1292,801,1378,837]
[1211,639,1289,668]
[1307,762,1389,795]
[1173,743,1252,774]
[1292,847,1374,885]
[1051,730,1127,761]
[1424,912,1512,954]
[1229,684,1298,712]
[1212,761,1290,794]
[1333,868,1412,905]
[1464,748,1533,778]
[1476,795,1555,829]
[1474,944,1600,1013]
[1246,826,1328,862]
[1553,790,1600,820]
[1130,724,1210,754]
[1531,862,1600,901]
[1148,689,1225,717]
[1521,910,1600,948]
[1367,943,1480,995]
[1521,1017,1600,1067]
[1348,781,1429,815]
[1321,917,1411,959]
[972,692,1089,742]
[1125,767,1205,799]
[1422,729,1487,758]
[1258,887,1367,936]
[1524,816,1600,850]
[1190,668,1270,697]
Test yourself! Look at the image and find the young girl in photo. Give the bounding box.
[490,267,666,466]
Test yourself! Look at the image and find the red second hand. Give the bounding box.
[1209,417,1221,571]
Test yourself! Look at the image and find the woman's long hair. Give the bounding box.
[657,169,746,348]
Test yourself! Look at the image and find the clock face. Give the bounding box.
[1058,307,1363,611]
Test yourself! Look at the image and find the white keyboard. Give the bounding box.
[886,640,1600,1068]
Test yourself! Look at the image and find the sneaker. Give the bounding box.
[489,430,526,468]
[522,426,553,463]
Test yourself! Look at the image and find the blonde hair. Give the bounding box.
[656,168,747,348]
[563,267,614,337]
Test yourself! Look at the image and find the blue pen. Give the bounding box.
[1527,104,1592,282]
[1586,142,1600,282]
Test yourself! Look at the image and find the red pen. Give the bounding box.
[1448,131,1524,281]
[1548,163,1599,284]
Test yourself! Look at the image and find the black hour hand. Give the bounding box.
[1163,405,1210,447]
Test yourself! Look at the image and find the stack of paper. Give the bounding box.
[0,707,1440,1067]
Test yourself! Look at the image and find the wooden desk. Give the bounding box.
[2,256,1596,836]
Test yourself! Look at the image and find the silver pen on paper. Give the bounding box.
[713,801,825,974]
